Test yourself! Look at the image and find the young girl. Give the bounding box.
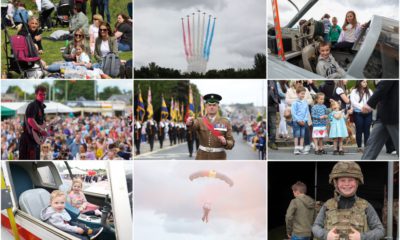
[329,100,349,155]
[334,11,362,50]
[73,43,92,69]
[311,93,328,155]
[67,178,102,216]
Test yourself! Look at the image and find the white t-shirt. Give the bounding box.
[100,40,110,57]
[76,52,90,64]
[89,24,99,52]
[350,89,373,112]
[336,87,345,96]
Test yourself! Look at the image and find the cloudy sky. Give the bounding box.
[267,0,399,27]
[134,161,266,240]
[1,80,133,94]
[191,79,266,106]
[135,0,266,71]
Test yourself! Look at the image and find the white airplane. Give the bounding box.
[1,161,132,240]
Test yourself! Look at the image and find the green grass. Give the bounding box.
[1,0,132,77]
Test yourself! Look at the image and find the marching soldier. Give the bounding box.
[145,119,157,152]
[158,119,166,149]
[186,94,234,160]
[168,121,177,146]
[134,120,142,155]
[187,126,194,157]
[312,161,385,240]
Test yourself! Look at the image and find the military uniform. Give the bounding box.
[158,121,166,149]
[191,115,234,160]
[134,121,141,155]
[186,127,194,157]
[312,162,385,240]
[146,120,157,152]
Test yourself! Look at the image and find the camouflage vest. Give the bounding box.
[324,197,369,240]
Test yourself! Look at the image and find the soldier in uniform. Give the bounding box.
[158,120,166,149]
[186,94,234,160]
[186,126,195,157]
[312,161,385,240]
[168,121,176,146]
[134,120,142,155]
[145,119,157,152]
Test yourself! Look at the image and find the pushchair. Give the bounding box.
[3,22,45,78]
[54,0,71,27]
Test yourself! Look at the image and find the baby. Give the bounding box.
[41,190,103,240]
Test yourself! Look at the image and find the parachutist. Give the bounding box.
[202,203,211,223]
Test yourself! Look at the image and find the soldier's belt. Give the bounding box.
[199,145,225,153]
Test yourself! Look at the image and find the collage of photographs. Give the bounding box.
[0,0,398,239]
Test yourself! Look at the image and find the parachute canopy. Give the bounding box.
[189,170,233,187]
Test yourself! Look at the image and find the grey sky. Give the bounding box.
[1,80,133,94]
[135,0,266,71]
[134,161,266,240]
[267,0,399,27]
[190,79,266,106]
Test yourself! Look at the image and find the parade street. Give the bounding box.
[135,134,262,160]
[268,146,398,160]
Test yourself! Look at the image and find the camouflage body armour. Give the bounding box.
[324,197,369,240]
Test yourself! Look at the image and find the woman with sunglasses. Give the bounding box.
[89,14,103,54]
[46,28,91,72]
[63,28,91,61]
[93,22,118,67]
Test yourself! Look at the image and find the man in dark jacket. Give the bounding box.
[361,80,398,160]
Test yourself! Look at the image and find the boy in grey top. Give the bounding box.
[316,42,345,79]
[41,190,103,240]
[286,181,316,240]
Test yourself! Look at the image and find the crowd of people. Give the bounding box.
[1,114,132,160]
[2,0,132,78]
[268,80,399,159]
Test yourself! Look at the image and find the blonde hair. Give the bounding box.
[50,190,65,202]
[71,178,83,191]
[93,14,103,22]
[330,100,340,110]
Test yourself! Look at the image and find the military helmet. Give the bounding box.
[329,161,364,184]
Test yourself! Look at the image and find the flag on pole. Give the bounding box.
[200,95,205,116]
[161,94,169,120]
[174,101,180,122]
[170,97,175,121]
[180,101,184,121]
[146,87,153,119]
[136,87,145,121]
[189,85,195,117]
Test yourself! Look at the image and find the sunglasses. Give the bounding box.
[75,34,83,37]
[99,29,108,32]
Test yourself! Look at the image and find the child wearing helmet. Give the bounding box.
[312,161,385,240]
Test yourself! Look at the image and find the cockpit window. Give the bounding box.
[37,166,56,186]
[363,18,399,78]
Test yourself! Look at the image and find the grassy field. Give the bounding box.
[1,0,132,77]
